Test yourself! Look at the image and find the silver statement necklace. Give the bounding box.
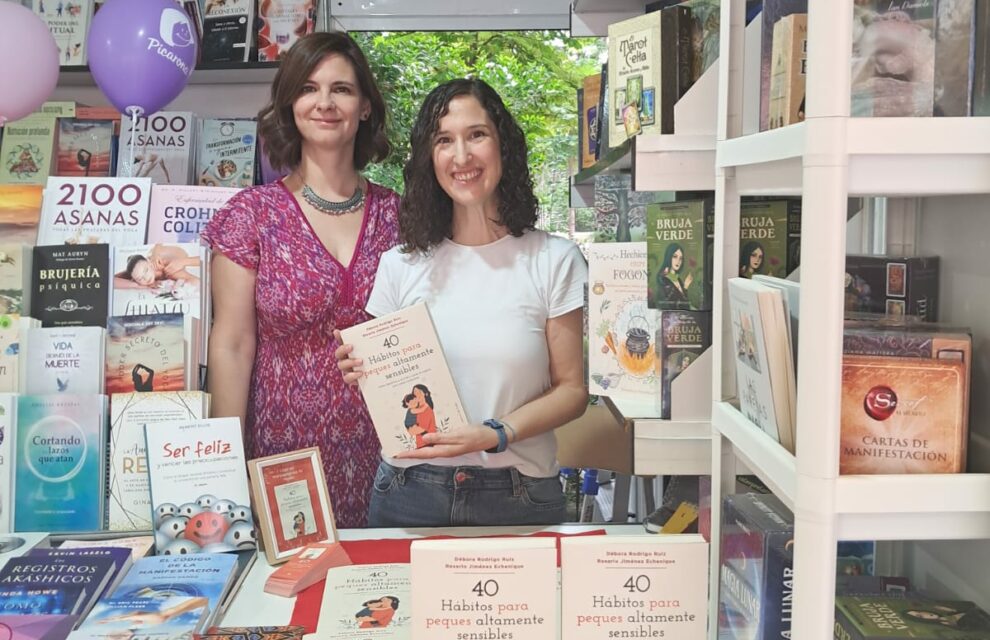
[301,183,365,216]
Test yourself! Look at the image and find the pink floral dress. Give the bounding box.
[202,180,400,528]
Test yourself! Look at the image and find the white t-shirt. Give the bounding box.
[365,229,588,477]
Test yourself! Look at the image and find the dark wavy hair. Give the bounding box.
[399,78,538,253]
[257,31,390,171]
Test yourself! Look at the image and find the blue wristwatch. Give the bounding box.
[483,419,508,454]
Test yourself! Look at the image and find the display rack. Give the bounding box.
[58,62,281,87]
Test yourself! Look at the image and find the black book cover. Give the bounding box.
[658,310,711,419]
[31,244,110,328]
[201,14,250,63]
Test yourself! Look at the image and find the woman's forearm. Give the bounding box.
[501,382,588,444]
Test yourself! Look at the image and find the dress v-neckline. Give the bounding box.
[278,178,373,271]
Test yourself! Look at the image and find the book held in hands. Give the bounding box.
[341,302,467,458]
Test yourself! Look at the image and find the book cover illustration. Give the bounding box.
[196,119,257,189]
[340,302,468,458]
[105,313,186,394]
[199,626,305,640]
[256,0,315,62]
[0,185,44,245]
[739,198,802,279]
[0,614,79,640]
[316,563,410,639]
[841,354,967,474]
[760,0,808,129]
[851,0,936,117]
[56,119,114,178]
[767,13,808,128]
[117,113,196,185]
[561,535,709,640]
[592,169,669,243]
[37,176,152,246]
[0,113,57,185]
[0,244,31,319]
[717,492,795,640]
[836,595,990,639]
[13,394,106,533]
[933,0,974,116]
[201,0,254,63]
[108,391,209,531]
[24,326,105,395]
[112,244,202,319]
[411,538,557,640]
[0,328,20,393]
[607,12,664,145]
[72,595,209,640]
[682,0,720,83]
[587,243,660,401]
[0,394,13,533]
[30,244,110,328]
[144,417,256,554]
[647,198,711,311]
[0,555,113,618]
[31,0,91,65]
[146,184,241,243]
[581,73,601,168]
[844,255,939,322]
[658,310,712,419]
[109,553,240,629]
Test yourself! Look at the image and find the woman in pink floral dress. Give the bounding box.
[202,32,399,528]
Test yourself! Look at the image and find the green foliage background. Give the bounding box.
[352,31,605,233]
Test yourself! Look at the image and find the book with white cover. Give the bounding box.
[195,119,257,189]
[144,417,256,554]
[112,243,203,319]
[727,277,796,452]
[410,538,557,640]
[32,0,92,65]
[752,273,800,370]
[316,563,411,638]
[37,176,152,245]
[24,326,105,395]
[146,184,241,244]
[0,317,41,393]
[108,391,209,531]
[560,534,709,640]
[340,302,468,458]
[0,394,14,533]
[117,112,196,186]
[587,242,659,403]
[0,244,33,320]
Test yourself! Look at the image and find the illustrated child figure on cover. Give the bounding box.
[336,78,588,528]
[356,596,400,628]
[402,384,436,448]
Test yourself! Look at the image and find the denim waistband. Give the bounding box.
[384,461,536,489]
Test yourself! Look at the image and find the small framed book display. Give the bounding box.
[247,447,338,565]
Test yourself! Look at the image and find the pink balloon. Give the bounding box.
[0,2,60,124]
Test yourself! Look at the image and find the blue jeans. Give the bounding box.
[367,461,567,528]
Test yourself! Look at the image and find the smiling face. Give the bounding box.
[292,53,369,153]
[431,95,503,214]
[129,257,157,286]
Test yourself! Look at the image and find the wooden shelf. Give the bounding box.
[58,62,280,87]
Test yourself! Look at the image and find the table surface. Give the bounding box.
[220,523,640,626]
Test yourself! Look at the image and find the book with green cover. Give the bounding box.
[0,113,57,185]
[836,596,990,639]
[647,198,713,311]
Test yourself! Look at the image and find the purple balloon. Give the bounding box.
[0,3,60,124]
[87,0,199,116]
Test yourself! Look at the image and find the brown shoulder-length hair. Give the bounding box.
[257,32,390,171]
[399,78,538,253]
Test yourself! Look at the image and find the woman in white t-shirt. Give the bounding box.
[335,78,589,528]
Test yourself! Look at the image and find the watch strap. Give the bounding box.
[483,419,508,454]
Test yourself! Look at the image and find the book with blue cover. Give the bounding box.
[109,553,239,630]
[0,614,79,640]
[0,552,116,620]
[71,595,210,640]
[27,547,132,600]
[0,585,88,616]
[13,394,107,533]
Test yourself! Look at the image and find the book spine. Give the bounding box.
[675,6,694,101]
[974,0,990,116]
[659,9,678,134]
[577,87,586,169]
[786,198,801,274]
[934,0,976,116]
[597,63,609,156]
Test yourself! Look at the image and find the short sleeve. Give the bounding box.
[548,239,588,318]
[365,248,402,318]
[200,190,261,271]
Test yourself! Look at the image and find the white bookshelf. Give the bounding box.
[708,1,990,639]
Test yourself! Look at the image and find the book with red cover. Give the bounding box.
[264,542,351,597]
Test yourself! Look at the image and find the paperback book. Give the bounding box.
[201,0,254,63]
[761,0,808,129]
[55,119,114,178]
[71,595,210,640]
[146,184,241,243]
[256,0,315,62]
[561,534,709,639]
[0,533,51,572]
[144,417,256,554]
[647,198,714,311]
[580,73,601,168]
[586,242,659,403]
[24,326,105,395]
[0,552,115,619]
[0,184,44,245]
[112,244,203,319]
[105,313,186,394]
[0,113,57,185]
[739,197,802,279]
[30,244,110,328]
[0,394,13,532]
[607,11,672,145]
[835,595,990,639]
[0,243,32,319]
[32,0,91,65]
[196,119,257,189]
[37,176,152,246]
[0,614,78,639]
[592,169,668,243]
[117,113,196,185]
[13,394,107,533]
[657,310,712,419]
[107,391,210,531]
[767,13,808,129]
[340,302,468,458]
[844,255,939,322]
[315,563,411,639]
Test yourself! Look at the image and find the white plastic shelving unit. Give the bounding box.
[710,1,990,639]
